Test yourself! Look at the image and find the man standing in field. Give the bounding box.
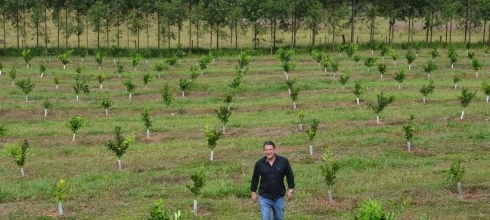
[251,140,295,220]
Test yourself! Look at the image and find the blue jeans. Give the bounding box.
[259,195,285,220]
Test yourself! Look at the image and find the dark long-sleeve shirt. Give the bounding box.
[250,154,295,200]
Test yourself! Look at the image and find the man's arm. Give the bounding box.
[250,162,260,202]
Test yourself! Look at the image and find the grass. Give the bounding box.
[0,46,489,220]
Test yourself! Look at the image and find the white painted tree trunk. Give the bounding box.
[454,84,458,89]
[476,71,479,78]
[56,84,59,89]
[118,159,122,170]
[408,64,411,70]
[72,133,76,142]
[393,61,396,65]
[457,182,463,198]
[222,125,226,135]
[12,81,14,86]
[146,59,148,65]
[284,72,289,79]
[451,63,454,69]
[423,96,426,104]
[76,95,79,101]
[20,167,25,177]
[293,102,296,109]
[309,144,313,156]
[398,84,401,90]
[58,201,64,216]
[380,74,383,80]
[25,95,28,101]
[41,72,44,77]
[0,70,2,75]
[324,68,327,73]
[100,84,103,89]
[328,189,332,205]
[129,93,132,100]
[376,115,380,124]
[27,64,29,68]
[44,109,48,117]
[460,110,465,119]
[288,88,291,95]
[98,66,101,71]
[427,74,430,79]
[146,129,150,138]
[105,109,108,116]
[356,97,360,105]
[210,150,214,161]
[341,86,344,92]
[63,65,66,70]
[193,200,198,214]
[407,141,411,152]
[299,124,303,131]
[486,95,489,102]
[333,72,336,78]
[182,91,185,97]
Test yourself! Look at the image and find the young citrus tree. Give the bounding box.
[321,56,330,73]
[377,63,387,80]
[43,98,53,117]
[57,49,74,69]
[67,116,85,142]
[132,53,142,71]
[338,74,350,92]
[186,170,205,214]
[290,87,300,109]
[106,126,134,170]
[443,158,465,198]
[471,58,482,78]
[390,51,398,66]
[154,61,167,78]
[430,47,439,62]
[22,49,34,68]
[368,92,395,124]
[237,50,251,71]
[458,87,477,119]
[353,55,362,66]
[6,139,29,177]
[124,75,136,100]
[453,75,461,89]
[298,110,306,131]
[179,78,192,97]
[482,82,490,103]
[161,84,173,106]
[306,119,319,156]
[54,76,61,89]
[143,73,154,89]
[216,106,232,134]
[405,50,416,70]
[100,96,112,115]
[402,115,416,152]
[166,54,178,71]
[73,68,90,101]
[285,78,296,95]
[419,80,435,104]
[380,43,391,61]
[330,59,339,78]
[423,60,438,79]
[142,109,152,138]
[204,125,221,161]
[16,77,35,101]
[353,82,363,105]
[55,179,68,216]
[320,150,339,205]
[364,57,377,72]
[39,64,46,77]
[448,46,459,69]
[394,67,407,90]
[9,66,17,86]
[95,52,103,70]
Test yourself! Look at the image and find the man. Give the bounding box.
[250,140,295,220]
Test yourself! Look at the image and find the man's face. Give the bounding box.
[263,144,275,159]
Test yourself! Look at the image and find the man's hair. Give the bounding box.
[263,140,276,149]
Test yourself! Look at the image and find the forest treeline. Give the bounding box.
[1,0,490,54]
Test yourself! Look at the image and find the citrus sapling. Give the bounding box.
[55,179,68,215]
[482,82,490,102]
[143,73,154,89]
[321,56,330,73]
[458,87,477,119]
[106,126,134,170]
[453,75,461,90]
[54,76,61,89]
[22,49,34,68]
[124,75,136,100]
[166,54,178,71]
[16,77,35,101]
[298,110,306,131]
[186,170,205,214]
[39,64,46,77]
[43,98,53,117]
[423,60,438,80]
[330,59,339,78]
[320,150,339,205]
[338,74,350,92]
[353,55,361,66]
[402,115,416,151]
[290,87,300,109]
[179,78,191,97]
[448,46,458,69]
[57,49,73,70]
[353,82,363,105]
[132,53,142,71]
[216,106,232,134]
[390,51,398,66]
[9,66,17,86]
[306,119,319,156]
[394,67,407,90]
[368,92,395,124]
[95,52,103,70]
[405,50,416,70]
[142,109,152,138]
[96,74,106,89]
[419,80,435,104]
[471,58,482,78]
[161,84,173,106]
[238,50,252,71]
[154,61,167,78]
[364,57,376,72]
[73,68,90,101]
[6,139,29,177]
[67,116,85,142]
[443,158,465,198]
[377,63,386,80]
[204,125,221,161]
[100,96,111,115]
[285,78,296,95]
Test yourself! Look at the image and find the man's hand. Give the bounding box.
[287,189,294,201]
[251,192,258,203]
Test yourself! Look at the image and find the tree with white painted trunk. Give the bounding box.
[443,158,465,198]
[402,115,416,152]
[57,50,73,70]
[285,78,296,95]
[80,49,88,62]
[448,46,458,69]
[9,66,17,86]
[16,77,35,101]
[306,119,319,156]
[0,62,3,75]
[368,92,395,124]
[132,53,142,71]
[199,55,210,76]
[161,84,173,106]
[377,64,386,80]
[353,82,363,105]
[238,50,251,71]
[430,47,439,62]
[216,106,232,134]
[95,52,103,70]
[353,55,361,66]
[100,96,111,116]
[55,179,68,216]
[321,56,330,73]
[153,61,167,78]
[39,64,46,77]
[467,51,475,64]
[124,75,136,100]
[179,78,191,97]
[394,67,406,90]
[186,169,205,214]
[142,109,152,138]
[298,110,306,131]
[310,49,324,65]
[142,50,151,65]
[143,73,154,89]
[106,126,134,170]
[229,74,243,95]
[423,60,437,80]
[276,48,295,79]
[204,125,221,161]
[73,68,90,101]
[458,87,477,119]
[471,58,482,78]
[330,59,339,78]
[453,75,461,89]
[116,62,124,78]
[190,66,199,80]
[43,98,52,117]
[67,116,84,142]
[380,43,391,61]
[364,57,376,72]
[22,49,34,68]
[419,80,435,104]
[338,74,350,92]
[166,54,178,71]
[6,139,29,177]
[483,45,489,57]
[482,82,490,103]
[390,52,398,66]
[405,50,416,70]
[320,150,339,205]
[290,87,300,109]
[345,43,358,61]
[54,76,60,89]
[224,94,233,111]
[96,74,106,89]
